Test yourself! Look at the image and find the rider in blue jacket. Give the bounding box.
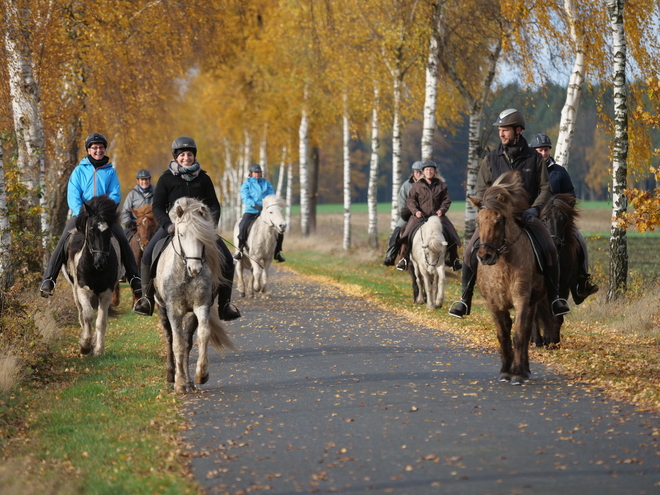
[39,133,141,298]
[233,164,285,263]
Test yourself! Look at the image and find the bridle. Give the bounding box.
[135,216,155,252]
[260,203,285,233]
[476,207,524,256]
[84,220,111,258]
[171,222,206,267]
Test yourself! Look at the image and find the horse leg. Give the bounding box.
[236,259,246,298]
[435,265,446,308]
[252,261,263,295]
[77,290,95,355]
[423,270,436,310]
[170,314,190,393]
[158,305,175,384]
[193,306,211,385]
[260,259,272,297]
[511,302,535,385]
[411,262,425,305]
[93,292,113,355]
[493,311,513,382]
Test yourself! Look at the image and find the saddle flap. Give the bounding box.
[151,235,172,273]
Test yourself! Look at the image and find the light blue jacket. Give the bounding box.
[67,157,121,216]
[241,176,274,214]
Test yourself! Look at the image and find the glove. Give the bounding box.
[167,224,175,234]
[522,207,539,224]
[254,205,263,212]
[476,146,490,159]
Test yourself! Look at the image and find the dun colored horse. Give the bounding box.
[154,197,234,394]
[410,215,448,309]
[469,172,547,385]
[63,195,123,355]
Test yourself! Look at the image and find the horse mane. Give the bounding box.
[75,195,119,230]
[482,171,529,219]
[169,197,223,285]
[542,194,580,256]
[262,194,286,209]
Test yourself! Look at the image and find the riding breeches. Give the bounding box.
[238,212,260,248]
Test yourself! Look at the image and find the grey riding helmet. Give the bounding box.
[422,160,438,169]
[493,108,526,129]
[85,132,108,149]
[529,133,553,148]
[171,136,197,158]
[136,169,151,179]
[248,163,262,174]
[411,161,424,172]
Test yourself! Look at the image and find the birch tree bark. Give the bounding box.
[4,0,48,236]
[276,146,287,197]
[243,131,252,178]
[554,0,586,168]
[259,124,268,178]
[368,85,381,249]
[343,97,352,251]
[285,159,293,233]
[421,0,446,162]
[606,0,629,300]
[0,141,11,284]
[299,87,311,237]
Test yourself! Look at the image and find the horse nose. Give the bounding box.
[477,252,497,266]
[281,223,287,232]
[94,254,108,270]
[187,262,202,278]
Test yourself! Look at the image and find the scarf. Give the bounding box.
[87,155,110,168]
[169,160,201,182]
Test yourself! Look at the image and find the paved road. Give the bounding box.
[183,267,659,494]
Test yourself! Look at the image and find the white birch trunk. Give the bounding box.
[421,0,445,162]
[464,108,483,240]
[243,131,252,179]
[259,124,268,178]
[276,146,287,197]
[342,97,352,251]
[5,0,48,238]
[367,85,380,249]
[299,87,310,237]
[390,75,403,232]
[0,141,11,283]
[554,0,586,168]
[286,159,293,232]
[606,0,628,300]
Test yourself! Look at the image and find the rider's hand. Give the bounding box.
[415,211,422,218]
[522,207,539,224]
[254,205,263,211]
[436,210,443,216]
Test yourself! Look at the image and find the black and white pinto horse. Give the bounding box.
[154,197,234,394]
[63,195,123,355]
[233,195,287,298]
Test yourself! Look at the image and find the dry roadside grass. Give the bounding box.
[270,208,660,412]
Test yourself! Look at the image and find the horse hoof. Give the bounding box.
[196,372,209,384]
[511,376,525,386]
[239,292,245,298]
[498,374,511,382]
[174,384,187,394]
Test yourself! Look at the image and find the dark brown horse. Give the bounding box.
[112,204,156,306]
[533,194,580,347]
[469,172,547,385]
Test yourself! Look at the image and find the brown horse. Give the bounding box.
[532,194,580,347]
[469,172,546,385]
[112,204,156,306]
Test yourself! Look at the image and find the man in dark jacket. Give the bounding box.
[449,109,570,318]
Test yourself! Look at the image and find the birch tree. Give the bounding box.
[367,85,381,249]
[299,86,311,237]
[276,146,287,197]
[0,140,11,284]
[606,0,629,300]
[343,95,352,251]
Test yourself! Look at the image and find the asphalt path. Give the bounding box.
[182,267,659,495]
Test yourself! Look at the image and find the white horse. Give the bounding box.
[155,197,234,394]
[234,195,287,298]
[410,215,448,309]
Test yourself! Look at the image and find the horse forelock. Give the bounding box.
[422,216,445,253]
[263,194,285,209]
[82,195,119,226]
[542,194,580,257]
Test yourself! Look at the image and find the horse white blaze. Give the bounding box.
[177,223,204,277]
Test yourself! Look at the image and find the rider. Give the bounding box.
[233,164,285,263]
[39,133,142,298]
[383,160,424,266]
[529,132,599,303]
[132,136,241,320]
[448,109,571,319]
[121,169,154,237]
[395,160,462,272]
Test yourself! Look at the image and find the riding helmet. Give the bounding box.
[411,161,424,172]
[85,133,108,149]
[422,160,438,170]
[529,133,553,149]
[171,136,197,159]
[248,163,263,174]
[493,109,526,129]
[136,169,152,179]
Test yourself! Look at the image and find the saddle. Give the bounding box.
[242,216,259,252]
[149,235,172,275]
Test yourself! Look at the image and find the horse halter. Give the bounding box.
[85,221,111,257]
[476,207,523,256]
[261,203,285,233]
[171,223,206,267]
[135,217,153,252]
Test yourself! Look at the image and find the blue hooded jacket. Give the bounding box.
[241,176,275,214]
[67,157,121,216]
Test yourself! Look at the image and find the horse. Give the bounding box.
[469,172,548,385]
[63,195,123,355]
[234,195,287,298]
[154,197,234,394]
[112,204,157,306]
[409,215,448,309]
[532,194,580,347]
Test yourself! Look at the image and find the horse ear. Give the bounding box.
[176,205,184,219]
[468,196,482,209]
[496,193,507,203]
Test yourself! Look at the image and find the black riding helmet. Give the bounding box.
[529,133,553,148]
[136,169,151,179]
[493,109,526,129]
[85,133,108,149]
[248,163,262,174]
[172,136,197,159]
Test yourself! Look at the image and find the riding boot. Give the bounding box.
[383,227,401,266]
[233,241,244,261]
[545,263,570,316]
[111,223,141,297]
[447,244,462,271]
[132,264,155,316]
[217,282,241,321]
[274,233,286,263]
[40,226,74,298]
[448,260,476,318]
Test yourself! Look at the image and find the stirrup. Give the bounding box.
[448,300,470,318]
[396,258,407,271]
[132,297,154,317]
[40,278,55,298]
[551,298,570,316]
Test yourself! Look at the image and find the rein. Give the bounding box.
[476,207,524,255]
[171,223,206,267]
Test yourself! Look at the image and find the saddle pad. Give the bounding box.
[150,235,172,273]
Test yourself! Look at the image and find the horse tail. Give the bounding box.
[208,306,236,352]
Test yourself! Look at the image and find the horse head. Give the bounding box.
[541,194,579,251]
[133,204,157,251]
[77,195,118,271]
[261,195,287,234]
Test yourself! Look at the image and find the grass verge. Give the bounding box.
[0,287,198,495]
